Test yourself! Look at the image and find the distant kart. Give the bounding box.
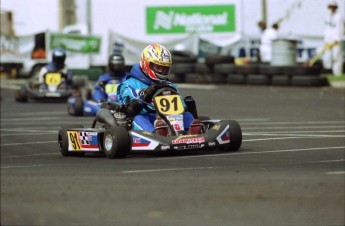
[58,84,242,158]
[67,81,119,116]
[14,72,87,102]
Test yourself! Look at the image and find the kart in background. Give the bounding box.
[58,84,242,158]
[67,81,119,116]
[14,72,88,102]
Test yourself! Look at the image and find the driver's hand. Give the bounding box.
[140,85,157,102]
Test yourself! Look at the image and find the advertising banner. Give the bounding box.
[146,5,236,34]
[109,32,196,65]
[50,33,101,54]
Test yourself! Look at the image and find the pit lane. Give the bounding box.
[1,80,344,226]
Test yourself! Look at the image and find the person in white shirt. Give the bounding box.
[323,0,344,76]
[260,23,279,63]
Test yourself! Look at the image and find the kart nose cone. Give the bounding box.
[104,134,113,150]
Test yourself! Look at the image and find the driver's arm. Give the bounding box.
[118,82,144,116]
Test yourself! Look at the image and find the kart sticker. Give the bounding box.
[216,125,230,144]
[131,132,159,151]
[45,73,62,86]
[154,95,184,115]
[172,137,205,144]
[68,131,99,151]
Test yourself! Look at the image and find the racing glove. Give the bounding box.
[126,98,144,116]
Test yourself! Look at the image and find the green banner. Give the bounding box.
[50,33,101,53]
[146,5,236,34]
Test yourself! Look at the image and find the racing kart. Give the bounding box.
[67,81,119,116]
[58,84,242,158]
[14,72,87,102]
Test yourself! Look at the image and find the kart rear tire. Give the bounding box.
[220,120,242,152]
[74,96,84,116]
[14,86,28,102]
[58,125,84,156]
[103,126,130,158]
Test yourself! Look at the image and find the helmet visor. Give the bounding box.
[152,63,170,75]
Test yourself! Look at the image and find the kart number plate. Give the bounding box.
[45,73,62,86]
[67,131,82,151]
[154,95,184,115]
[105,84,119,95]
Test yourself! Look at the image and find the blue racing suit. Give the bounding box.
[117,64,194,132]
[92,73,125,102]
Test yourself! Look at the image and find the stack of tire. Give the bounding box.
[169,51,328,87]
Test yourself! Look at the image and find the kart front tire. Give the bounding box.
[58,125,84,156]
[220,120,242,152]
[74,96,84,116]
[14,86,28,102]
[103,126,130,159]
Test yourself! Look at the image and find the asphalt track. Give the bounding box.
[1,79,345,226]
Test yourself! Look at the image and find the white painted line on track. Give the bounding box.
[1,153,58,158]
[326,171,345,175]
[176,83,218,89]
[244,125,345,130]
[1,141,56,146]
[240,121,345,125]
[151,146,345,161]
[1,164,59,169]
[1,132,56,137]
[122,166,218,174]
[244,134,345,139]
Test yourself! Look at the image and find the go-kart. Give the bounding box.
[58,84,242,158]
[14,72,86,102]
[67,80,119,116]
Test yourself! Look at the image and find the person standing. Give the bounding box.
[259,23,279,63]
[323,0,344,76]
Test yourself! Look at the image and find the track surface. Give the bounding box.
[1,80,345,226]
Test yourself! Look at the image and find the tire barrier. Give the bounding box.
[168,61,328,87]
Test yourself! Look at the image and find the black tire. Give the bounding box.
[204,73,227,84]
[168,73,185,83]
[259,65,285,75]
[284,65,321,76]
[213,64,236,74]
[205,55,235,65]
[73,76,89,88]
[219,120,242,152]
[290,76,329,87]
[271,75,291,86]
[227,74,246,84]
[103,126,130,158]
[58,125,84,157]
[184,73,207,84]
[74,96,84,116]
[14,85,28,102]
[236,64,260,75]
[170,63,195,74]
[194,63,213,73]
[170,50,197,63]
[246,74,271,85]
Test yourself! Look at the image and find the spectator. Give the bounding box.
[323,0,344,76]
[259,23,279,63]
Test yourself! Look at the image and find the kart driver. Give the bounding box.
[37,47,73,88]
[92,53,127,102]
[117,43,201,136]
